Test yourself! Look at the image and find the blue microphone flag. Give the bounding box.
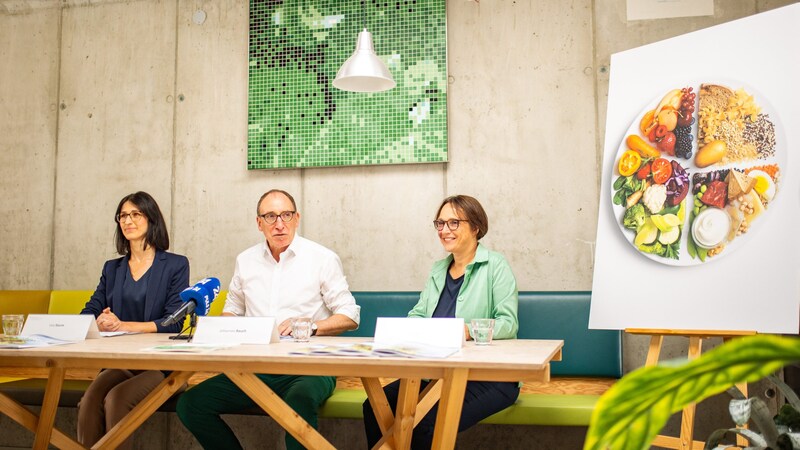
[179,277,220,316]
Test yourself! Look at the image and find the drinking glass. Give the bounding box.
[470,319,495,345]
[2,314,24,336]
[291,317,312,342]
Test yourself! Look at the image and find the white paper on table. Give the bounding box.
[192,316,280,345]
[373,317,464,358]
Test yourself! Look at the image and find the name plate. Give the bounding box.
[21,314,100,341]
[192,316,279,345]
[375,317,464,349]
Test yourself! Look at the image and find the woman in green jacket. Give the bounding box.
[362,195,520,449]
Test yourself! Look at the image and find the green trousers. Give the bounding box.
[176,373,336,450]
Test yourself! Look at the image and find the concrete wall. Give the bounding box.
[1,0,796,448]
[2,0,796,292]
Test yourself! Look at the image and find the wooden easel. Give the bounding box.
[625,329,757,450]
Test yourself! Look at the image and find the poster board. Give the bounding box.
[590,5,800,333]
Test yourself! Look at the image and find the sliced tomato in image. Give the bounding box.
[651,158,673,184]
[618,150,641,177]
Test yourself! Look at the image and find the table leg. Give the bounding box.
[430,368,468,450]
[0,391,83,449]
[371,378,442,450]
[32,366,65,450]
[363,377,393,436]
[226,372,335,450]
[93,370,194,450]
[393,378,421,450]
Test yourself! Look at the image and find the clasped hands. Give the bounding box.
[97,307,123,332]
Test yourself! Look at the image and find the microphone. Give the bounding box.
[161,277,221,327]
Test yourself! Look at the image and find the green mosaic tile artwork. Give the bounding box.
[248,0,447,169]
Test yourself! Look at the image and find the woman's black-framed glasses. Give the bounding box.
[116,211,145,223]
[259,211,296,224]
[433,219,467,231]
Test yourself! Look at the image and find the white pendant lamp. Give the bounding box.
[333,2,395,93]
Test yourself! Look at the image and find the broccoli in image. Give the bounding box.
[623,203,647,230]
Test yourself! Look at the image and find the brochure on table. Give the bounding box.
[590,4,800,333]
[191,316,280,345]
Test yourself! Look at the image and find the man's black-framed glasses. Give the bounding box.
[433,219,467,231]
[259,211,296,224]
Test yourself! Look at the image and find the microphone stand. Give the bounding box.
[169,312,197,340]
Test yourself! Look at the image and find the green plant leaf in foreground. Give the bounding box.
[584,335,800,450]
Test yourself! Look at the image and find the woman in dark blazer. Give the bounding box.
[77,191,189,450]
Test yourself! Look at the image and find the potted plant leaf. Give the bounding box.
[584,334,800,450]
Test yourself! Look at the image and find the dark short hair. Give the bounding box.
[257,189,297,215]
[435,195,489,240]
[114,191,170,255]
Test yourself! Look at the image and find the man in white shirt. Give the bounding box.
[176,189,360,450]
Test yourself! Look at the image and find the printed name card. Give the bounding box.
[21,314,99,341]
[374,317,465,349]
[192,316,280,345]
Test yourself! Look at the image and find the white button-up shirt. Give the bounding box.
[223,236,360,326]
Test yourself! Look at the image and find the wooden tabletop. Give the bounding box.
[0,334,563,383]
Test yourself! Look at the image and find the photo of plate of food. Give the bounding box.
[610,81,785,266]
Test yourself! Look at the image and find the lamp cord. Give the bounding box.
[361,0,366,30]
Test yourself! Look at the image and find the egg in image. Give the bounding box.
[747,170,776,202]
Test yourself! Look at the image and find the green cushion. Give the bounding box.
[481,394,598,426]
[48,290,94,314]
[0,290,51,316]
[318,390,598,426]
[319,388,368,419]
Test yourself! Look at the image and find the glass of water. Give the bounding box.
[470,319,495,345]
[2,314,25,336]
[291,317,312,342]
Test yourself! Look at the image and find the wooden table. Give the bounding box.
[0,334,563,450]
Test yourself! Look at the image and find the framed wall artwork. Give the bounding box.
[248,0,448,170]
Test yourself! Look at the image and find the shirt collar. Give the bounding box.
[260,235,301,262]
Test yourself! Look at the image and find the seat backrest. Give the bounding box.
[345,291,622,378]
[517,291,622,378]
[48,291,94,314]
[182,290,228,329]
[0,290,51,316]
[342,292,419,337]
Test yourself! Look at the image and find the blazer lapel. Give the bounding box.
[112,255,128,314]
[144,251,166,320]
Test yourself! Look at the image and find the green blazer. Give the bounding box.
[408,243,519,339]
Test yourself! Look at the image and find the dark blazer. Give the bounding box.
[81,250,190,333]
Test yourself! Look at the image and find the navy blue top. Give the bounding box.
[432,268,464,318]
[120,266,149,323]
[81,250,190,333]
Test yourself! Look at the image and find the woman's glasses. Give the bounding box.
[116,211,145,223]
[433,219,467,231]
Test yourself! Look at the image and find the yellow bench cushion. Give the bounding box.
[48,290,94,314]
[46,290,227,317]
[0,290,51,316]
